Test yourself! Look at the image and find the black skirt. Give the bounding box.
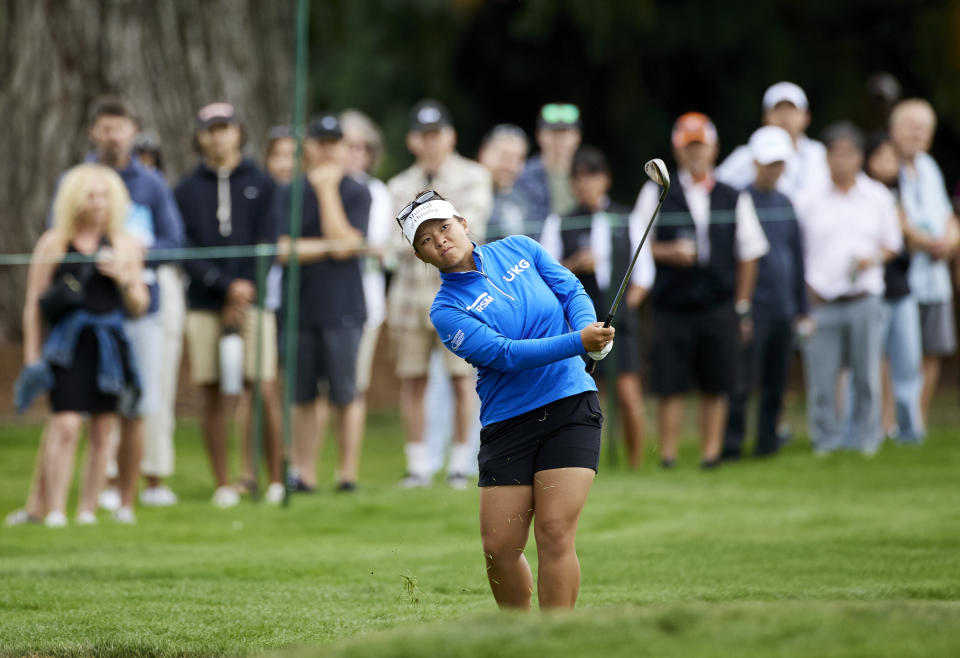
[49,327,123,414]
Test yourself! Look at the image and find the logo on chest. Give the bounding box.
[466,292,495,312]
[502,259,531,282]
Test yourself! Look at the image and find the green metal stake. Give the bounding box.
[281,0,310,507]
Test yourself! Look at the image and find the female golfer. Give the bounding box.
[397,189,614,610]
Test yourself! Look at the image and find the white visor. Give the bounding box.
[400,199,460,244]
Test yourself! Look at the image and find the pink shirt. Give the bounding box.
[794,173,903,301]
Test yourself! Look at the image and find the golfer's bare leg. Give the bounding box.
[699,394,727,462]
[533,467,595,609]
[479,484,534,609]
[658,395,684,462]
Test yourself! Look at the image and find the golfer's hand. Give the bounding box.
[580,322,615,353]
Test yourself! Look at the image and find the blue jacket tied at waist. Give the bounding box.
[14,310,141,413]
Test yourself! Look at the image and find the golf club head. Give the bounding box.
[644,158,670,189]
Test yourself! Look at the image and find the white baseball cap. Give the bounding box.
[397,197,461,244]
[762,81,809,111]
[749,125,794,165]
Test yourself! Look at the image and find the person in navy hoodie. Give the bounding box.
[397,190,614,610]
[175,102,284,508]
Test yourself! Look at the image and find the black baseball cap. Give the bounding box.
[410,99,452,132]
[307,113,343,140]
[195,102,239,130]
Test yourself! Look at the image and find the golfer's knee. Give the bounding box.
[481,534,524,564]
[535,518,575,558]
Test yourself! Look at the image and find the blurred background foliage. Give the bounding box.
[307,0,960,201]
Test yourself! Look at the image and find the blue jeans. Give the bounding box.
[883,295,925,441]
[803,296,885,454]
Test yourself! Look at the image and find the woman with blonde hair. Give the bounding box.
[12,163,148,527]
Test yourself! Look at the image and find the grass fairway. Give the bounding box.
[1,400,959,657]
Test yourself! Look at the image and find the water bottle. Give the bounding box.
[219,328,244,396]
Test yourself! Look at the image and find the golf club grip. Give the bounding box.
[584,313,615,375]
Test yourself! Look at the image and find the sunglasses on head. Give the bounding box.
[540,103,580,125]
[396,189,441,227]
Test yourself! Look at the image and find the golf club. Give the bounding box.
[586,158,670,375]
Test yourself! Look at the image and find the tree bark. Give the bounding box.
[0,0,294,340]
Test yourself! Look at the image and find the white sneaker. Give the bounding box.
[212,485,240,508]
[76,511,98,526]
[113,506,136,524]
[399,473,430,489]
[140,486,178,507]
[4,509,38,527]
[98,487,121,512]
[446,473,469,490]
[264,482,285,504]
[44,511,68,528]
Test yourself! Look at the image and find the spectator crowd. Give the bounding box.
[6,79,960,527]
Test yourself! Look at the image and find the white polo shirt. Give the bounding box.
[632,170,769,267]
[794,173,903,301]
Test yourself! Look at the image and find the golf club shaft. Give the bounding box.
[585,188,667,375]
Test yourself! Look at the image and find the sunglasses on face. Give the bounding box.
[396,189,441,227]
[540,103,580,125]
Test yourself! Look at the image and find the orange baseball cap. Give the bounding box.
[671,112,718,148]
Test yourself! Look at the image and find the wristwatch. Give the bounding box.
[734,300,752,317]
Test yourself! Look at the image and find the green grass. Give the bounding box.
[1,398,959,657]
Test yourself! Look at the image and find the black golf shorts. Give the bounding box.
[477,391,603,487]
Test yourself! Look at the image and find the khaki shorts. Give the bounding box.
[391,324,474,379]
[185,308,278,385]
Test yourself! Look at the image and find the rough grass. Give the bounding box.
[1,396,959,657]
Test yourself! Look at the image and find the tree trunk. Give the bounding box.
[0,0,295,340]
